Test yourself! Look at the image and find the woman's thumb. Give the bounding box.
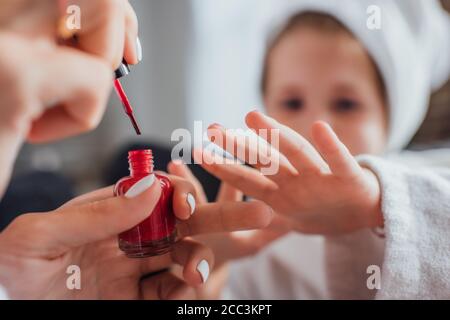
[45,174,162,251]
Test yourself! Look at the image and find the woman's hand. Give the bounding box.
[0,0,142,142]
[167,161,287,299]
[0,177,209,299]
[168,162,287,266]
[0,173,273,299]
[197,111,384,235]
[0,0,141,68]
[0,0,142,195]
[0,33,111,197]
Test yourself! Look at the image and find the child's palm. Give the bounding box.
[268,170,380,234]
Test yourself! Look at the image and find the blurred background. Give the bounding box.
[1,0,449,228]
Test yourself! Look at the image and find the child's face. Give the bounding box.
[264,27,388,155]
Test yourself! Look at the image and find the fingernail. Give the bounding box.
[196,260,210,283]
[125,174,155,198]
[136,37,143,62]
[186,193,196,215]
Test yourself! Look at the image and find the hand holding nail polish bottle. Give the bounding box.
[114,149,176,258]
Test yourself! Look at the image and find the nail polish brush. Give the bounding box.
[114,60,142,135]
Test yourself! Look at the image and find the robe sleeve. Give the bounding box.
[326,155,450,299]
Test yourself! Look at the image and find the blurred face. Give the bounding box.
[264,27,388,155]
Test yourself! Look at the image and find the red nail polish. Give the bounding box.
[114,149,176,258]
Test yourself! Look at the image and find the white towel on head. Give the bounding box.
[254,0,450,151]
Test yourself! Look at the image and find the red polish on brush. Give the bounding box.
[114,60,142,135]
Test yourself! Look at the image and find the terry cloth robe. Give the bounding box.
[223,0,450,300]
[224,149,450,299]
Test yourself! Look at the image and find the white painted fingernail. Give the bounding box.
[136,37,143,62]
[196,260,209,283]
[125,174,155,198]
[186,193,196,215]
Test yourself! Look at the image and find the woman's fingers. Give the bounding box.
[123,0,141,65]
[155,173,197,221]
[245,111,329,174]
[138,238,213,288]
[171,238,214,286]
[68,0,126,69]
[193,148,278,200]
[72,0,140,68]
[177,200,274,238]
[2,0,139,68]
[216,183,243,203]
[140,272,196,300]
[27,46,112,143]
[167,160,208,204]
[311,121,362,178]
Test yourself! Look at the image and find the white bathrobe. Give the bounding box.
[225,150,450,299]
[225,0,450,300]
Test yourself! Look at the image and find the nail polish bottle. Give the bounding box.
[114,149,176,258]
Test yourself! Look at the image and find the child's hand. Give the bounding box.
[196,111,383,235]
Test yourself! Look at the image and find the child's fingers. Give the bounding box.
[216,183,243,203]
[311,121,362,178]
[207,123,296,181]
[168,160,208,204]
[245,111,328,174]
[193,148,278,200]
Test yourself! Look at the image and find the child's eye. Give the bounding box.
[333,98,359,113]
[282,98,304,111]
